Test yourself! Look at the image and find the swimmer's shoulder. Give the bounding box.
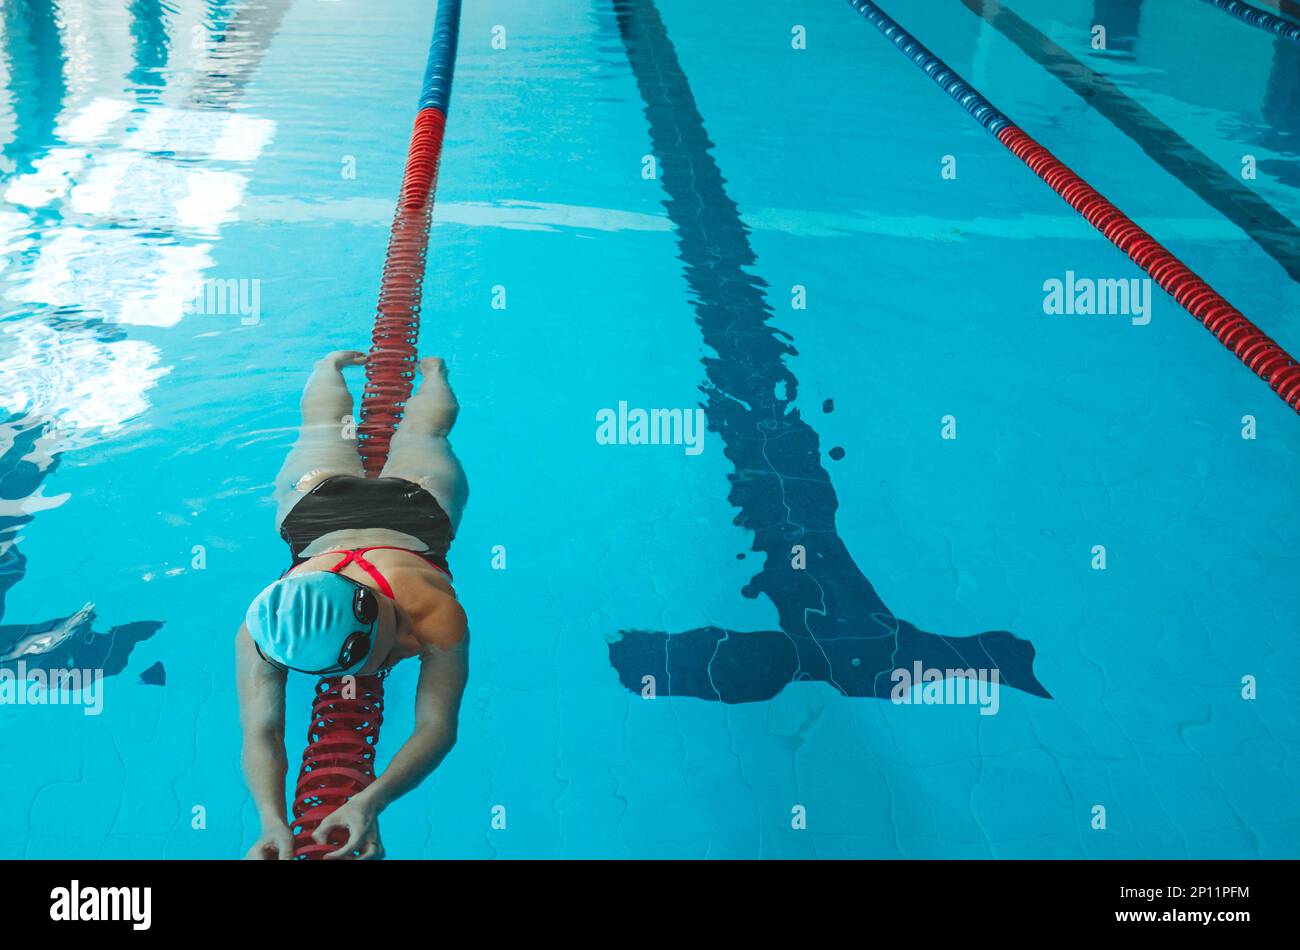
[385,564,465,651]
[413,593,468,652]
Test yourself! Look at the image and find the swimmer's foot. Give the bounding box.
[321,349,366,369]
[419,356,447,378]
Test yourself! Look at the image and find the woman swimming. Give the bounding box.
[236,350,469,860]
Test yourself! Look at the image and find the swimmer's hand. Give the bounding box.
[314,798,385,860]
[319,349,366,370]
[244,822,295,861]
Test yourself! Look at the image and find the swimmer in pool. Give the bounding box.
[236,350,469,860]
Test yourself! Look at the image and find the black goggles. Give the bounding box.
[254,579,380,676]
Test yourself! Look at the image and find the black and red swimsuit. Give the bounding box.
[279,474,454,579]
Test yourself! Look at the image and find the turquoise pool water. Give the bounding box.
[1,0,1297,858]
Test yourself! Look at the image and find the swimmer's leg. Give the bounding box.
[380,357,468,533]
[273,351,366,526]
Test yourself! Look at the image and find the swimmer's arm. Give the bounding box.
[359,623,468,812]
[235,624,290,827]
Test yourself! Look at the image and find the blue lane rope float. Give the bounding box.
[418,0,462,112]
[849,0,1011,134]
[1204,0,1300,43]
[844,0,1300,413]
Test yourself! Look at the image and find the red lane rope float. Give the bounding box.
[290,0,462,860]
[358,106,448,475]
[998,126,1300,410]
[290,675,387,858]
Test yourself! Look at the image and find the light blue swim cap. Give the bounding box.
[245,573,374,675]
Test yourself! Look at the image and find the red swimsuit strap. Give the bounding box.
[286,546,453,598]
[328,546,453,595]
[327,548,397,599]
